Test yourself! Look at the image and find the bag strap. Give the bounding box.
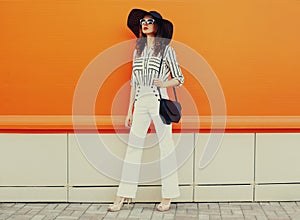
[157,47,179,102]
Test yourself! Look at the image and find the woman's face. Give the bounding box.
[140,15,157,36]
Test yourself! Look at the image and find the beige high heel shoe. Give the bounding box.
[107,197,132,212]
[156,200,171,211]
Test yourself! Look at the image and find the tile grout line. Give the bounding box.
[67,133,69,203]
[253,132,257,202]
[193,133,196,203]
[194,133,199,218]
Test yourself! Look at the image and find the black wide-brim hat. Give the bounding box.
[127,9,173,44]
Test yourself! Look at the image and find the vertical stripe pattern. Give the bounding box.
[130,45,184,90]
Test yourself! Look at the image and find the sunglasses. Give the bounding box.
[140,18,155,26]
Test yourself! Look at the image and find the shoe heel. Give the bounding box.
[125,198,132,209]
[107,197,126,212]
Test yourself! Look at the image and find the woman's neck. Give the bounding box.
[146,36,155,49]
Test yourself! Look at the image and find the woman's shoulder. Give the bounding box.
[165,45,177,53]
[164,45,177,57]
[164,45,172,51]
[133,48,137,56]
[132,49,140,60]
[165,44,173,49]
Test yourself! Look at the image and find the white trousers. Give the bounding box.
[117,94,180,199]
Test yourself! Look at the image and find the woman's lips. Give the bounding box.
[143,27,148,30]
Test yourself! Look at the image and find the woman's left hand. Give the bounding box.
[153,78,165,88]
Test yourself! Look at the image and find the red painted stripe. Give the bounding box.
[1,128,300,134]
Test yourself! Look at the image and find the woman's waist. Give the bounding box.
[136,86,168,99]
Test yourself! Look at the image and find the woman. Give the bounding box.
[108,8,184,212]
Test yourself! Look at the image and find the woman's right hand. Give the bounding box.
[125,113,133,128]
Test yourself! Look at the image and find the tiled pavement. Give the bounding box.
[1,202,300,220]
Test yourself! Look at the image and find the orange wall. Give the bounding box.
[1,0,300,117]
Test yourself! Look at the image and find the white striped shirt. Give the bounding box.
[130,45,184,100]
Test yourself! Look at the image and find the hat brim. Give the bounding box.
[127,9,173,43]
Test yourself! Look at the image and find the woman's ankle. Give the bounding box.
[161,198,171,204]
[114,196,123,203]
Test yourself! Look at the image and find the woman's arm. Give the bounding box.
[153,78,179,88]
[125,86,136,128]
[165,46,184,86]
[154,46,184,88]
[127,86,136,115]
[125,49,137,127]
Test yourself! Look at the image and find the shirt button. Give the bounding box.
[155,94,158,97]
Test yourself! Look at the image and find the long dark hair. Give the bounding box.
[136,19,168,57]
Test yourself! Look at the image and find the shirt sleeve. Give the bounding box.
[165,45,184,87]
[130,49,137,89]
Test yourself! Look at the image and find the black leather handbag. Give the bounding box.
[157,51,182,125]
[158,90,182,125]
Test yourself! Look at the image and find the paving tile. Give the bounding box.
[38,209,61,216]
[221,217,244,220]
[151,211,163,219]
[55,216,78,220]
[244,217,257,220]
[1,214,10,220]
[291,210,300,220]
[139,211,153,219]
[104,210,119,218]
[13,204,26,209]
[173,215,196,220]
[66,204,90,211]
[42,215,59,220]
[221,215,245,219]
[198,214,209,220]
[186,208,197,216]
[256,216,269,220]
[30,215,46,220]
[85,205,107,215]
[208,214,222,220]
[59,209,74,216]
[0,203,15,208]
[79,213,105,220]
[243,209,266,216]
[116,209,131,219]
[264,210,280,217]
[6,215,33,220]
[263,205,285,211]
[70,210,85,217]
[162,213,176,219]
[208,203,220,209]
[14,208,32,215]
[128,206,143,217]
[1,201,300,219]
[55,203,70,210]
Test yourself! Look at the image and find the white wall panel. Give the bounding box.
[195,134,254,184]
[0,132,299,202]
[68,134,120,186]
[194,185,253,202]
[255,184,300,201]
[256,133,300,183]
[0,187,67,202]
[0,134,67,186]
[68,133,193,186]
[69,186,193,202]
